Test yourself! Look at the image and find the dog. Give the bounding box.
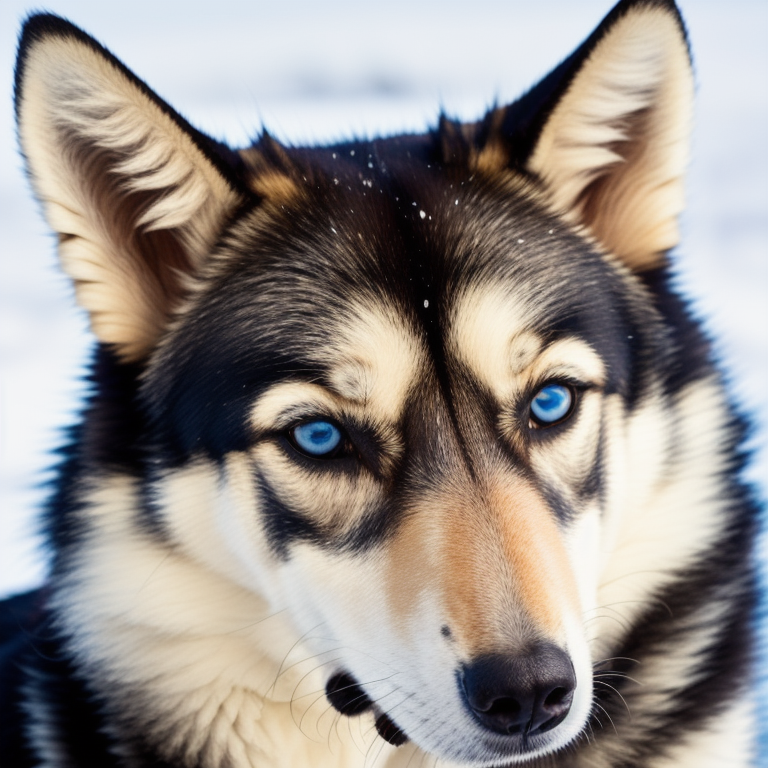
[1,0,761,765]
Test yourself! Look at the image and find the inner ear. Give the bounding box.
[527,1,693,271]
[15,14,250,362]
[466,0,693,272]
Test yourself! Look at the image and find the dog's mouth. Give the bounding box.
[325,671,409,746]
[325,646,582,762]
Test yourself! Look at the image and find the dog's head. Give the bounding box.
[16,1,693,764]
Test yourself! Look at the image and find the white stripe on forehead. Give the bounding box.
[450,283,606,397]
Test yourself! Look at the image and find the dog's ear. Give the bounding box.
[478,0,693,271]
[15,14,249,362]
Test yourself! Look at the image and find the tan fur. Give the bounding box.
[450,284,606,404]
[251,169,304,206]
[384,474,580,655]
[473,143,510,178]
[320,304,426,425]
[442,479,579,652]
[248,298,423,457]
[240,146,304,207]
[254,441,386,532]
[245,300,425,536]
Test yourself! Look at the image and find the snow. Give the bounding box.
[0,0,765,704]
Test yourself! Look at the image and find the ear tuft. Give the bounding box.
[239,131,304,206]
[15,14,248,361]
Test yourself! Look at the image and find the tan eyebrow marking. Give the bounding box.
[450,283,606,400]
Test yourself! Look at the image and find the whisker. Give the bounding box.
[594,670,643,687]
[266,621,327,698]
[592,700,619,734]
[593,655,641,668]
[593,679,633,719]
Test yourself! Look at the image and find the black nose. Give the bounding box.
[460,644,576,736]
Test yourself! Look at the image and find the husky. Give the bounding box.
[1,0,761,765]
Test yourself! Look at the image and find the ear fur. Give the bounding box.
[15,14,249,361]
[479,0,693,271]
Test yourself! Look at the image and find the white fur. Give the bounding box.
[52,475,397,767]
[649,696,757,768]
[593,377,738,659]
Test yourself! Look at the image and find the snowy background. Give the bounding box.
[1,0,766,733]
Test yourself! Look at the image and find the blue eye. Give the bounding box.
[291,420,343,457]
[530,384,574,426]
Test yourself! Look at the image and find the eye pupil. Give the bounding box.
[292,420,342,456]
[530,384,573,426]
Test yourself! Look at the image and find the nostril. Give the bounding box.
[544,686,568,709]
[483,696,521,718]
[482,695,525,734]
[539,685,574,732]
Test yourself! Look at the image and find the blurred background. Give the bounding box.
[1,0,766,729]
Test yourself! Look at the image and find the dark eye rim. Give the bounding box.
[528,381,580,429]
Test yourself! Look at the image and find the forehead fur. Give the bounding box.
[144,139,647,460]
